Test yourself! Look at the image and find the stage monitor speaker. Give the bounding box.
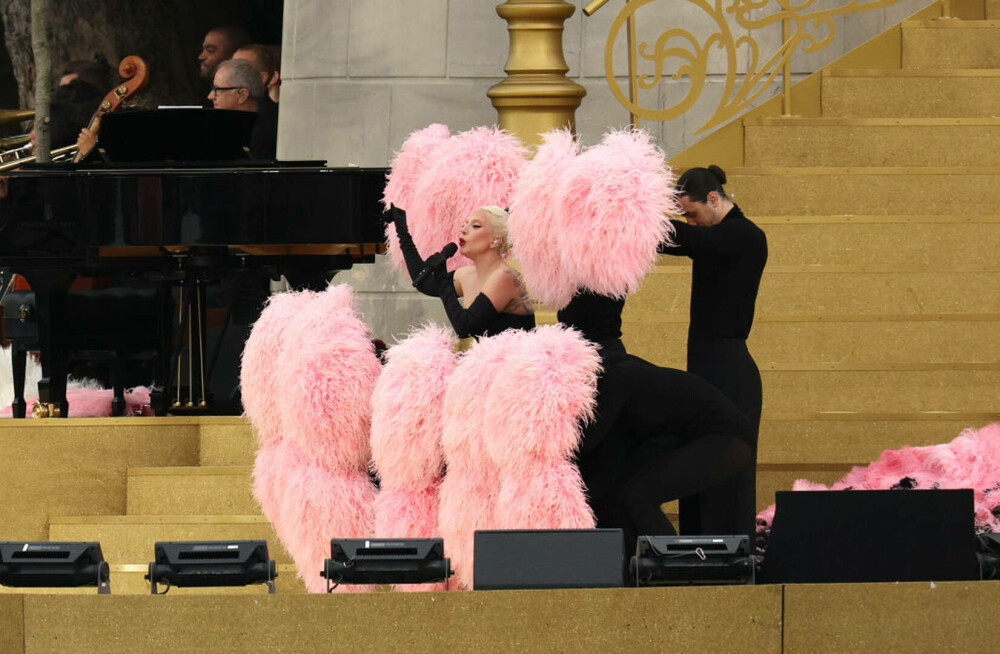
[473,529,624,590]
[757,489,980,584]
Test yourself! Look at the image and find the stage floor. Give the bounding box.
[1,581,999,652]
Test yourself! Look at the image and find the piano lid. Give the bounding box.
[97,108,257,163]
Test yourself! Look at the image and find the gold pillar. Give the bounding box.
[488,0,587,147]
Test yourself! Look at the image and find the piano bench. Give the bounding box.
[2,289,162,418]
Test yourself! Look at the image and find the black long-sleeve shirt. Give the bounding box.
[659,204,767,340]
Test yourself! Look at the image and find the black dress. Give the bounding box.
[559,292,753,548]
[659,204,767,540]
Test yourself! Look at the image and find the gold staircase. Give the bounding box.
[628,0,1000,506]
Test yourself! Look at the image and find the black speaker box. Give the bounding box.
[473,529,625,590]
[757,489,980,584]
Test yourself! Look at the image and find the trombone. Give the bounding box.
[0,108,78,172]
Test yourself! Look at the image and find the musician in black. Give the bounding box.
[209,58,277,160]
[659,165,768,541]
[199,25,251,81]
[233,44,281,104]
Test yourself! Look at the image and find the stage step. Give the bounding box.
[628,268,1000,316]
[749,218,1000,267]
[761,368,1000,413]
[622,317,1000,369]
[989,0,999,18]
[726,167,1000,216]
[198,418,256,466]
[901,20,1000,69]
[820,69,1000,117]
[0,418,202,543]
[47,515,290,565]
[126,467,257,515]
[744,118,1000,167]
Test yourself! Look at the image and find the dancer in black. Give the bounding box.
[386,206,535,338]
[659,165,767,541]
[560,291,754,549]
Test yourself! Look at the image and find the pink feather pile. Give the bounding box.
[509,128,678,309]
[756,423,1000,542]
[0,385,154,418]
[370,324,457,591]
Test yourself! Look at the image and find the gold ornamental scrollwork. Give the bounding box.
[603,0,901,133]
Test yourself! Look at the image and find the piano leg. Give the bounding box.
[110,357,125,417]
[31,273,73,418]
[11,341,27,419]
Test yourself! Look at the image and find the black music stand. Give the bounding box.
[98,109,257,163]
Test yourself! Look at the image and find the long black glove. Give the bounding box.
[438,276,500,339]
[383,205,441,297]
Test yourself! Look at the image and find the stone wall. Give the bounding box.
[278,0,929,343]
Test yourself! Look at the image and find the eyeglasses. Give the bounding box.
[210,85,243,94]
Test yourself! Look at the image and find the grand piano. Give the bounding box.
[0,108,387,417]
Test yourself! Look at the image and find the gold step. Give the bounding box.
[0,418,201,543]
[622,318,1000,369]
[749,219,1000,267]
[744,118,1000,167]
[726,167,1000,216]
[902,20,1000,69]
[127,467,257,515]
[198,417,256,466]
[628,269,1000,316]
[47,515,290,565]
[821,69,1000,117]
[989,0,1000,19]
[761,369,1000,413]
[0,564,304,595]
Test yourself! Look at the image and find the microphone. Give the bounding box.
[413,242,458,288]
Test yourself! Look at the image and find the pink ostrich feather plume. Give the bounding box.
[383,123,452,274]
[439,474,496,590]
[241,290,315,446]
[495,463,596,530]
[756,423,1000,535]
[370,324,456,490]
[484,325,601,469]
[557,129,678,302]
[508,128,581,309]
[404,126,529,275]
[280,284,380,474]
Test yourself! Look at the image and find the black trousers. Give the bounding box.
[680,337,762,541]
[576,342,754,549]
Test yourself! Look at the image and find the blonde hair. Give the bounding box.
[479,205,512,255]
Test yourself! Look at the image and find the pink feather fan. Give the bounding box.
[510,128,678,310]
[438,331,519,589]
[370,325,457,591]
[556,129,678,305]
[241,290,315,446]
[508,128,581,309]
[391,125,529,280]
[383,124,451,275]
[278,284,380,474]
[0,386,153,418]
[484,325,601,530]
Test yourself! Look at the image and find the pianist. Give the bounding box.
[208,58,277,160]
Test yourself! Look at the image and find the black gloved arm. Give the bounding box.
[385,205,440,297]
[438,280,500,339]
